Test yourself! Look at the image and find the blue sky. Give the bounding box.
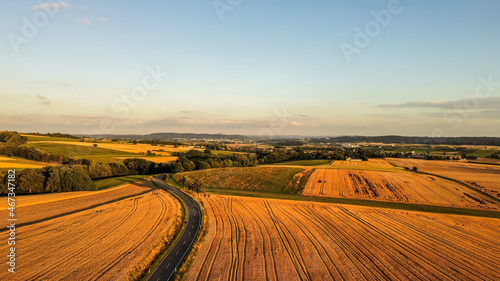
[1,0,499,136]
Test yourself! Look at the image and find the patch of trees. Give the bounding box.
[0,145,67,164]
[26,132,79,139]
[0,131,27,146]
[177,175,204,192]
[0,165,95,194]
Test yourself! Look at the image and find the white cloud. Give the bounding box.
[97,17,108,22]
[33,2,71,11]
[76,17,91,25]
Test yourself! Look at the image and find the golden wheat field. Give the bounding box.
[187,195,500,281]
[0,181,154,226]
[0,184,134,210]
[0,181,182,281]
[388,158,500,200]
[303,169,499,209]
[0,156,54,169]
[331,159,393,168]
[30,140,198,154]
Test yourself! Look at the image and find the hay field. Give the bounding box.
[0,180,153,226]
[331,159,394,168]
[177,167,313,194]
[303,169,499,209]
[0,156,54,169]
[29,141,197,154]
[0,181,182,281]
[187,195,500,281]
[388,158,500,200]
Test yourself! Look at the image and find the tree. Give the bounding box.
[124,158,151,174]
[88,162,113,179]
[197,161,211,170]
[42,166,62,192]
[412,166,418,172]
[60,165,95,192]
[18,169,44,193]
[93,143,98,147]
[108,162,130,176]
[0,172,6,194]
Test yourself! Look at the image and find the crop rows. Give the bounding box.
[0,181,181,281]
[303,169,499,209]
[187,195,500,281]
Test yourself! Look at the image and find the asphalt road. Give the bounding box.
[147,175,201,281]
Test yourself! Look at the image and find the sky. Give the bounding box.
[1,0,499,137]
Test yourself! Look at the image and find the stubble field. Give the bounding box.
[388,158,500,200]
[303,169,499,209]
[187,195,500,281]
[0,180,182,280]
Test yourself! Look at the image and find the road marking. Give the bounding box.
[166,263,170,268]
[188,232,191,236]
[176,251,179,255]
[192,225,194,228]
[183,241,186,245]
[156,278,160,281]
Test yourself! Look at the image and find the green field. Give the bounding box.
[93,174,152,190]
[177,166,313,194]
[24,142,138,160]
[274,159,332,166]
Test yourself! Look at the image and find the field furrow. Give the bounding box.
[186,195,500,281]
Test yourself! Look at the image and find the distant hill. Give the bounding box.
[80,132,249,141]
[310,136,500,146]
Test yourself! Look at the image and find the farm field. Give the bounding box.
[303,169,499,209]
[0,181,182,281]
[187,195,500,281]
[330,159,394,169]
[0,180,154,226]
[23,141,184,163]
[0,155,55,170]
[388,158,500,200]
[274,159,332,166]
[176,167,313,194]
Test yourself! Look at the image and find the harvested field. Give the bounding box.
[0,182,182,281]
[0,180,154,227]
[303,169,499,209]
[0,156,55,169]
[388,158,500,200]
[177,167,313,194]
[331,159,394,169]
[187,195,500,281]
[28,141,198,154]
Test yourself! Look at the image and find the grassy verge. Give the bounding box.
[205,187,500,219]
[137,178,187,281]
[93,174,152,190]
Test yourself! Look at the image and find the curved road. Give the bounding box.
[148,175,201,281]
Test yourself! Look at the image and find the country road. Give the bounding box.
[148,175,201,281]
